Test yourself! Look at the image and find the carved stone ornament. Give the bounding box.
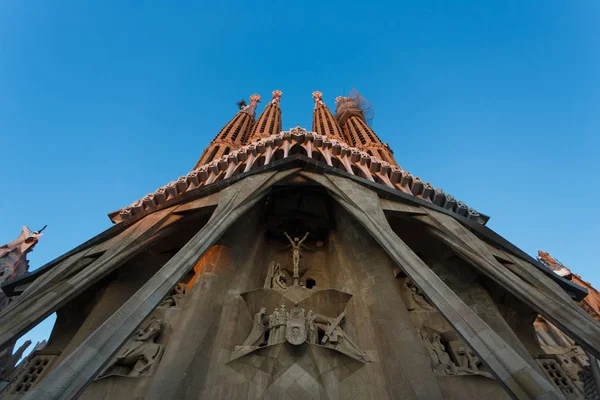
[97,318,164,379]
[285,304,307,345]
[158,283,187,308]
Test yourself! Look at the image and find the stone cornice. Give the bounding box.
[113,127,485,225]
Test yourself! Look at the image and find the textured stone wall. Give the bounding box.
[27,194,528,399]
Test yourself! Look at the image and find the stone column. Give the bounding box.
[23,170,297,400]
[144,245,234,400]
[332,209,443,399]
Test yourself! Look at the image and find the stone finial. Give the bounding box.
[538,250,558,267]
[312,91,323,105]
[271,90,283,105]
[249,94,261,107]
[335,96,343,104]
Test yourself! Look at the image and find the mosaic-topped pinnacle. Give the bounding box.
[271,90,283,105]
[312,91,323,104]
[249,94,261,107]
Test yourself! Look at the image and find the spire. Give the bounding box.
[0,226,43,311]
[311,91,345,141]
[194,94,260,168]
[334,94,397,165]
[247,90,283,141]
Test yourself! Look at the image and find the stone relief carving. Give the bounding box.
[98,318,164,378]
[285,304,307,345]
[417,329,457,376]
[158,283,187,308]
[283,232,311,287]
[320,312,368,362]
[242,307,267,347]
[307,310,318,344]
[403,278,434,312]
[263,261,287,290]
[232,296,367,363]
[456,346,482,372]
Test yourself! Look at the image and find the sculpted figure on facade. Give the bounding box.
[241,307,267,347]
[307,310,318,344]
[283,232,310,285]
[402,277,434,312]
[267,308,279,345]
[99,319,164,378]
[158,283,187,308]
[276,304,288,343]
[456,346,482,372]
[263,261,287,290]
[417,329,457,375]
[321,312,368,362]
[285,304,307,345]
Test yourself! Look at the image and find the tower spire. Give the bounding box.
[194,94,260,169]
[311,91,345,141]
[334,93,396,164]
[246,90,283,142]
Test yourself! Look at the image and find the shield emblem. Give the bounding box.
[285,306,307,345]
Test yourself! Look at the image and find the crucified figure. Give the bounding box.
[283,232,310,285]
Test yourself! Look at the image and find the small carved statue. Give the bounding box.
[306,310,318,344]
[267,308,279,345]
[418,329,457,375]
[264,261,287,290]
[457,346,481,372]
[285,304,307,345]
[242,307,267,347]
[404,279,433,311]
[100,318,164,378]
[276,304,288,343]
[159,283,187,308]
[283,232,310,285]
[321,312,367,362]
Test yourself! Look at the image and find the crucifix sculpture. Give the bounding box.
[283,232,310,287]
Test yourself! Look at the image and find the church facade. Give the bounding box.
[1,90,600,399]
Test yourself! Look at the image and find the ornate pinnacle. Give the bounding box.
[312,91,324,105]
[249,94,261,107]
[335,96,343,104]
[271,90,283,105]
[538,250,559,267]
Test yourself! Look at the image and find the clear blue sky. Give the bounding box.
[1,2,599,357]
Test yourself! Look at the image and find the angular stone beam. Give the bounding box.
[23,169,300,400]
[299,171,563,400]
[423,218,600,360]
[0,209,178,353]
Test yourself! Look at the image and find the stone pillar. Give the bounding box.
[427,255,543,374]
[332,208,443,399]
[145,245,234,400]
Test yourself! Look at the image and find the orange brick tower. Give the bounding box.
[311,91,345,141]
[246,90,282,142]
[334,93,396,165]
[195,94,261,168]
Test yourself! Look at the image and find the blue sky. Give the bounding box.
[1,2,599,357]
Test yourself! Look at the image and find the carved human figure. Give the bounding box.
[277,304,288,343]
[320,312,367,362]
[457,346,481,372]
[242,307,267,347]
[418,329,456,375]
[404,279,433,311]
[324,319,367,362]
[432,334,452,366]
[306,310,318,344]
[267,308,279,345]
[283,232,310,283]
[264,261,287,289]
[159,283,187,308]
[103,319,163,377]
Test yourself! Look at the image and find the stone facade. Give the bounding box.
[1,92,599,399]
